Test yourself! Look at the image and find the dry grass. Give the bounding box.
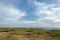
[0,28,60,40]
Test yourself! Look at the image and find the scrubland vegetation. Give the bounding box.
[0,28,60,40]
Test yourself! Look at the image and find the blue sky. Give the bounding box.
[0,0,60,28]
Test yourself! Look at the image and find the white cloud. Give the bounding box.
[21,0,60,28]
[0,3,26,22]
[1,0,60,28]
[22,21,37,23]
[34,1,60,22]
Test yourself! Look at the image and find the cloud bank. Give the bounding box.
[27,0,60,28]
[0,0,60,28]
[34,1,60,22]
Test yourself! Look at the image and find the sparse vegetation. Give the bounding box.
[0,28,60,40]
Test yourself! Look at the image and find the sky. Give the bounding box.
[0,0,60,28]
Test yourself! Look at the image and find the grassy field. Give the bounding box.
[0,28,60,40]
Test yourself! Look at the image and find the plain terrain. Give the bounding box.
[0,28,60,40]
